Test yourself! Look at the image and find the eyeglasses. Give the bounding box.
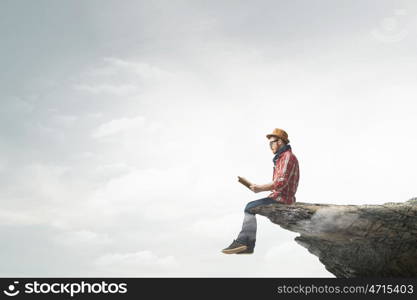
[269,140,279,147]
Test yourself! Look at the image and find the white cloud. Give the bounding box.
[263,242,333,277]
[33,122,66,143]
[0,157,7,172]
[53,230,112,246]
[264,242,301,262]
[92,116,146,138]
[73,57,174,99]
[93,250,179,275]
[50,115,79,127]
[72,151,97,160]
[5,163,72,206]
[81,166,193,223]
[141,201,201,222]
[0,209,43,226]
[95,250,178,267]
[188,213,243,239]
[2,97,34,115]
[74,83,137,95]
[93,163,133,180]
[102,57,173,80]
[86,112,104,119]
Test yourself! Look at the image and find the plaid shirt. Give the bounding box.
[268,147,300,204]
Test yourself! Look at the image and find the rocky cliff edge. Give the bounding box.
[250,198,417,278]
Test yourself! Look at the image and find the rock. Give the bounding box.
[250,197,417,278]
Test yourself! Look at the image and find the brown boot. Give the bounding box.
[221,239,248,254]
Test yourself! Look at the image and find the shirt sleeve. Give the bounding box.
[273,153,295,191]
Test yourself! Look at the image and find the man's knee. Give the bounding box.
[244,201,257,213]
[244,198,276,213]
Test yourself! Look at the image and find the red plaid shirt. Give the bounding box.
[268,148,299,204]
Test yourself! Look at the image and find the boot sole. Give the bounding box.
[221,245,247,254]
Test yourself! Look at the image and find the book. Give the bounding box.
[237,176,253,190]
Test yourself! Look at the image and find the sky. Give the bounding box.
[0,0,416,277]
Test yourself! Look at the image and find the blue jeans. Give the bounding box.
[236,197,278,246]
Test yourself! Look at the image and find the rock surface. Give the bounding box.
[250,198,417,278]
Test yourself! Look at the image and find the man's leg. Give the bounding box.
[237,197,277,246]
[222,197,276,254]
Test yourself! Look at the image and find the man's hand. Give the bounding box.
[249,184,262,193]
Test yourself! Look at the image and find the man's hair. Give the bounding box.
[278,137,288,145]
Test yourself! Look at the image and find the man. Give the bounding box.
[222,128,300,254]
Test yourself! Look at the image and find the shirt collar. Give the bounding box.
[273,144,291,165]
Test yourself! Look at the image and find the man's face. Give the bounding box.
[269,137,282,154]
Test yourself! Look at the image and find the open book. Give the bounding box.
[237,176,253,190]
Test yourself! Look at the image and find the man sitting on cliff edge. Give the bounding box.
[222,128,300,254]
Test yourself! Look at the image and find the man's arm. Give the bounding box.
[250,153,296,193]
[249,182,274,193]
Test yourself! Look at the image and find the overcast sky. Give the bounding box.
[1,0,416,277]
